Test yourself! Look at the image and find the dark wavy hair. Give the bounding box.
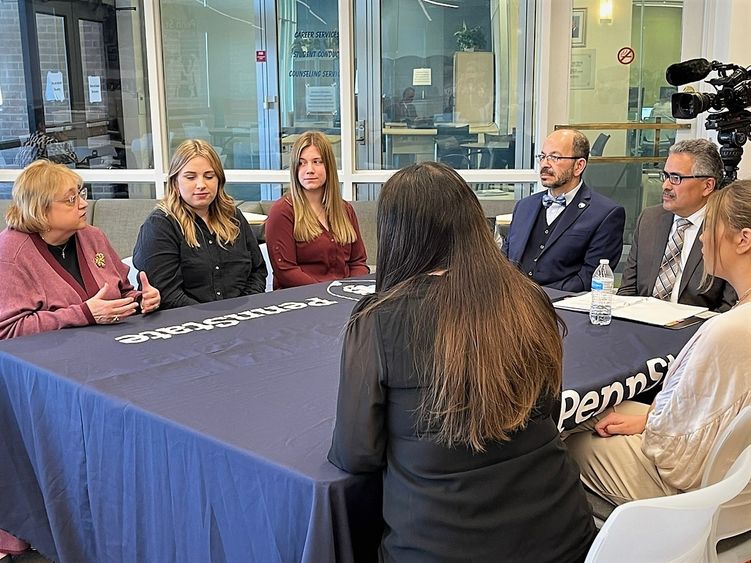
[364,161,564,452]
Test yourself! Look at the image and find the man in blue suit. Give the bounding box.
[503,128,625,292]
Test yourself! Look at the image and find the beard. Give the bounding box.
[540,165,574,190]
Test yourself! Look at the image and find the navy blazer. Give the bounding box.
[503,184,625,292]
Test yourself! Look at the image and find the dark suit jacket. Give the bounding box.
[503,184,625,292]
[617,205,735,312]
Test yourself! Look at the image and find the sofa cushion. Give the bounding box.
[350,200,377,266]
[92,199,157,258]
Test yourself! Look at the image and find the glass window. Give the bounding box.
[0,1,152,171]
[161,0,339,171]
[85,182,155,200]
[161,0,265,168]
[354,0,533,171]
[278,1,341,169]
[568,1,683,245]
[355,181,533,202]
[224,182,284,203]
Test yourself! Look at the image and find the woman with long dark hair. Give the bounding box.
[328,162,595,562]
[265,131,368,289]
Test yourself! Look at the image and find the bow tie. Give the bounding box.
[542,194,567,208]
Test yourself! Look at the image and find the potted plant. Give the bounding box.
[454,22,486,52]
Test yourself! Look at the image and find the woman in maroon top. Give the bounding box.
[266,131,369,289]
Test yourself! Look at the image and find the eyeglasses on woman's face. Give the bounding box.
[535,153,584,164]
[55,186,87,206]
[659,171,712,185]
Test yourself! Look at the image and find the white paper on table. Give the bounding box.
[242,211,268,224]
[495,213,513,225]
[553,293,708,326]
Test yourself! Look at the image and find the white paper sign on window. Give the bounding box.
[305,85,337,113]
[88,76,102,103]
[45,71,65,102]
[412,68,432,86]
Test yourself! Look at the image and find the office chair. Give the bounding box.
[439,153,471,169]
[467,148,491,169]
[591,133,611,157]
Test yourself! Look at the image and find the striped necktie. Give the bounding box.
[652,218,692,300]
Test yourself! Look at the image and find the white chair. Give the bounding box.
[259,243,273,292]
[702,406,751,561]
[121,256,140,289]
[585,446,751,563]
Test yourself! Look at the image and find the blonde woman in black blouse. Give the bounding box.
[134,140,267,309]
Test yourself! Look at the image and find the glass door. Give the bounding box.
[354,0,536,178]
[22,1,132,176]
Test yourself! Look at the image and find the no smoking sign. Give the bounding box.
[617,47,635,65]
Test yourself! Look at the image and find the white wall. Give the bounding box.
[726,0,751,180]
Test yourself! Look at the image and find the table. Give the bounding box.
[382,126,437,167]
[0,281,381,563]
[0,281,698,562]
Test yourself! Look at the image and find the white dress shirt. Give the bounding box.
[545,181,582,226]
[668,206,705,303]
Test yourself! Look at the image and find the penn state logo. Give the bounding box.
[326,278,376,301]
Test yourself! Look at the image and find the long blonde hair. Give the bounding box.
[159,139,239,248]
[361,162,564,452]
[288,131,357,244]
[701,179,751,288]
[6,160,83,233]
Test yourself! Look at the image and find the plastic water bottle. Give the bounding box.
[590,259,614,326]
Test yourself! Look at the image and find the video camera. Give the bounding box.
[665,58,751,185]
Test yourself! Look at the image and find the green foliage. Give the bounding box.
[454,22,486,51]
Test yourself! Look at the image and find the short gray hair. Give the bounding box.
[669,139,723,185]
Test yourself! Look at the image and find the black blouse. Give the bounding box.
[328,278,595,562]
[133,207,267,310]
[46,235,84,289]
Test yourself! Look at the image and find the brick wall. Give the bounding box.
[0,3,29,141]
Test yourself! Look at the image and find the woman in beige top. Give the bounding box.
[567,179,751,505]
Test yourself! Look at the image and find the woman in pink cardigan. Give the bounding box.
[0,160,161,557]
[0,160,161,341]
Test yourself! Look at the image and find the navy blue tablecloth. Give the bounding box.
[0,280,698,562]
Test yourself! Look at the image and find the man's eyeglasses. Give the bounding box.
[535,153,584,164]
[659,171,712,185]
[55,186,87,206]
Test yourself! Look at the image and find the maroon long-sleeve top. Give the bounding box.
[265,197,369,290]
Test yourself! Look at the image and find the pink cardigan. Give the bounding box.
[0,226,139,340]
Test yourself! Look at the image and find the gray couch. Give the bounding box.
[1,197,517,266]
[239,198,515,266]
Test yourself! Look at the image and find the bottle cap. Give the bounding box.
[599,259,609,264]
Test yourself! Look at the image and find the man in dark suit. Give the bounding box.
[503,128,625,292]
[618,139,735,311]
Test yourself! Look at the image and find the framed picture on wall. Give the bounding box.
[572,8,587,47]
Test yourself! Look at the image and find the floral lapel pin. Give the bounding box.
[94,253,106,268]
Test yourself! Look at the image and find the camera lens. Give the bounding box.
[671,92,716,119]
